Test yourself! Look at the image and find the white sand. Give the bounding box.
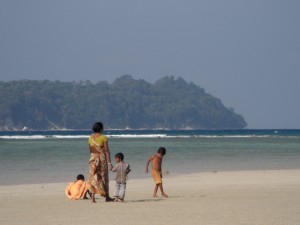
[0,170,300,225]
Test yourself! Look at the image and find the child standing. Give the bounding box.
[145,147,168,198]
[111,152,131,202]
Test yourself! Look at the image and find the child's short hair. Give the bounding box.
[158,147,166,155]
[77,174,85,181]
[115,152,124,161]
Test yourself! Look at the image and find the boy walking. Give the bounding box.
[145,147,168,198]
[111,152,131,202]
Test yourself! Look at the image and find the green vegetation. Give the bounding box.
[0,75,247,130]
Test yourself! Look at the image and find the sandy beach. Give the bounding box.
[0,170,299,225]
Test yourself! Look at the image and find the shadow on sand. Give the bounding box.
[127,198,164,203]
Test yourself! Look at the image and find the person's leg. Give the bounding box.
[88,160,97,203]
[153,184,159,197]
[83,192,88,199]
[91,193,96,203]
[87,190,92,198]
[114,182,120,201]
[103,170,114,202]
[158,184,168,197]
[119,183,126,201]
[83,187,92,199]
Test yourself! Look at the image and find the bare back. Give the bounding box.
[152,153,163,171]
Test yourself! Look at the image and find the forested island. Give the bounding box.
[0,75,247,130]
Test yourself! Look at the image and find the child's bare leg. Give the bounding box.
[153,184,159,197]
[158,184,168,198]
[83,190,91,199]
[83,192,88,199]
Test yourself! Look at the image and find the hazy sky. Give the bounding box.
[1,0,299,129]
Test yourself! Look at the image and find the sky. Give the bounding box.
[1,0,299,129]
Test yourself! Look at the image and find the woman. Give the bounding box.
[88,122,114,203]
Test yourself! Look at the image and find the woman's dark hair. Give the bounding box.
[77,174,85,181]
[157,147,166,155]
[92,122,104,133]
[115,152,124,161]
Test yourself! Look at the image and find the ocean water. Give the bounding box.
[0,129,300,185]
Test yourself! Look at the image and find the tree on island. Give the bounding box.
[0,75,247,130]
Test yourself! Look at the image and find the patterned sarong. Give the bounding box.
[88,136,109,196]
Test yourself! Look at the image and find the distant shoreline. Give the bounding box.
[1,128,300,132]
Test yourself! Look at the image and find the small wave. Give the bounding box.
[0,135,46,139]
[1,134,299,140]
[107,134,168,138]
[53,135,89,139]
[195,135,271,138]
[0,134,169,139]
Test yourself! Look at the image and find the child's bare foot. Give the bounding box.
[162,193,168,198]
[153,195,159,198]
[113,197,124,202]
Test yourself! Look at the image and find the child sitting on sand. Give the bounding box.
[145,147,168,198]
[65,174,91,200]
[111,153,131,202]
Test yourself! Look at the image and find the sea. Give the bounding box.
[0,129,300,186]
